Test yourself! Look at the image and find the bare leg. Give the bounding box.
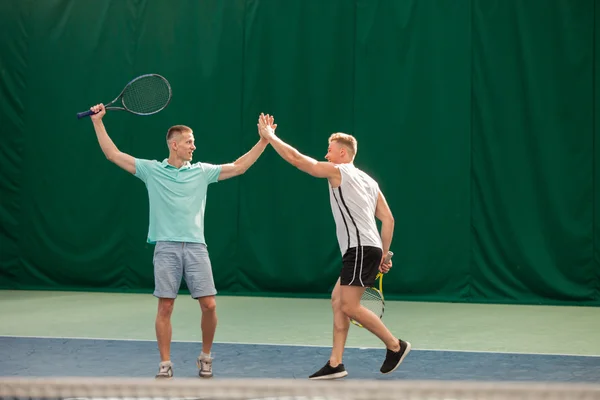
[198,295,217,354]
[329,278,350,367]
[155,298,175,361]
[340,285,400,351]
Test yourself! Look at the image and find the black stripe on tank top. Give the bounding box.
[331,187,350,251]
[337,186,362,247]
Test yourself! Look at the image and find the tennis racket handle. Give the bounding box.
[76,109,97,119]
[384,251,394,263]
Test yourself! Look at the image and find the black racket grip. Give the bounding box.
[76,109,97,119]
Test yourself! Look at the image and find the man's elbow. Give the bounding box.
[233,163,249,176]
[382,214,395,226]
[105,151,120,163]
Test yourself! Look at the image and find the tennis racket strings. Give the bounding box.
[122,75,171,115]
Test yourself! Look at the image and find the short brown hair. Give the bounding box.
[166,125,192,142]
[329,132,357,157]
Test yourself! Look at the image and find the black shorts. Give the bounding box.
[340,246,383,287]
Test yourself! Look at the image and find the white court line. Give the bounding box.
[1,334,599,358]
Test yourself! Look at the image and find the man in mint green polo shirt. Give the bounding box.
[87,103,268,379]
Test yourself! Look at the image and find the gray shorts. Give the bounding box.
[152,241,216,299]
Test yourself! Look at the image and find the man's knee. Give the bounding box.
[339,286,363,317]
[331,278,342,309]
[157,298,175,318]
[331,297,343,313]
[199,296,216,313]
[340,300,357,318]
[331,288,342,309]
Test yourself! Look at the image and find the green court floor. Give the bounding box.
[1,290,598,356]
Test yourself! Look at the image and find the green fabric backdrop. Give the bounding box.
[0,0,598,305]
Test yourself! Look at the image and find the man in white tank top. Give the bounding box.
[257,113,411,380]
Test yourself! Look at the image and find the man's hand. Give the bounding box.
[256,123,269,144]
[379,255,393,274]
[90,103,106,122]
[258,113,277,140]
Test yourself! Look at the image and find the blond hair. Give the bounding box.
[329,132,357,158]
[166,125,192,143]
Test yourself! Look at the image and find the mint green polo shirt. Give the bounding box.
[134,158,222,244]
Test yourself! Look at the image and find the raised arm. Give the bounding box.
[258,113,340,180]
[217,136,269,181]
[90,103,136,174]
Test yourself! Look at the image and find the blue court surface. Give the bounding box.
[1,336,599,382]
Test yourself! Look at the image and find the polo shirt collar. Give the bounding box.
[161,159,191,170]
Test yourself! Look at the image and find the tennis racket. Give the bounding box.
[350,251,393,328]
[77,73,172,119]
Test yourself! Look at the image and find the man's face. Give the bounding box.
[175,131,196,161]
[325,141,345,164]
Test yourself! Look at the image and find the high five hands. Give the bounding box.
[258,113,277,140]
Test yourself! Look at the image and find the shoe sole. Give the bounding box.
[309,371,348,380]
[382,341,412,375]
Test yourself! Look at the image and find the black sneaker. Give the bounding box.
[380,339,411,374]
[308,361,348,380]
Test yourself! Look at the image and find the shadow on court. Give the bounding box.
[0,337,599,382]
